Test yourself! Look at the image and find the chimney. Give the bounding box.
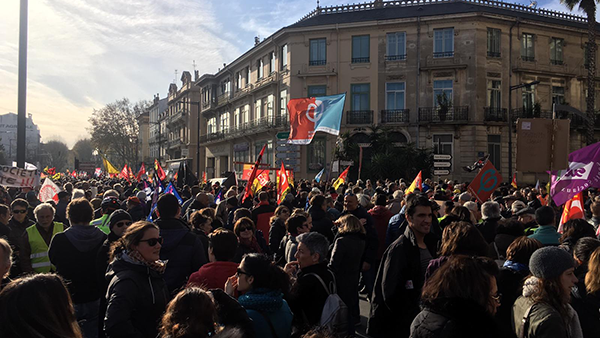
[194,70,199,81]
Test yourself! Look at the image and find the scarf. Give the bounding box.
[122,250,167,274]
[238,288,284,312]
[503,260,529,272]
[240,236,263,254]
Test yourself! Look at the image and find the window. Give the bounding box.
[234,146,249,173]
[522,33,535,61]
[267,95,274,119]
[220,112,229,133]
[433,80,453,106]
[255,140,273,166]
[207,117,216,135]
[255,99,262,119]
[487,28,501,57]
[280,89,288,116]
[488,135,501,171]
[433,134,453,157]
[487,80,501,109]
[269,52,275,74]
[352,35,370,63]
[434,28,454,58]
[386,32,406,61]
[309,38,327,66]
[308,85,327,97]
[385,82,405,110]
[257,59,264,80]
[351,84,370,110]
[280,44,288,69]
[245,67,250,87]
[550,38,563,65]
[243,105,250,124]
[234,108,241,128]
[552,86,565,105]
[522,85,535,112]
[237,72,242,90]
[307,137,326,172]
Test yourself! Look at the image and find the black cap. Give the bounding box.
[515,207,535,216]
[101,197,120,210]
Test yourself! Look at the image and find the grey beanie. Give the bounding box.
[529,247,574,279]
[108,209,132,230]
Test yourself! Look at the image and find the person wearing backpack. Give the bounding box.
[285,232,339,336]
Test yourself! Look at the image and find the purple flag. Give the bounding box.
[550,142,600,206]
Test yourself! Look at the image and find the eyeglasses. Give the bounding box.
[236,268,250,276]
[492,292,502,303]
[115,221,132,228]
[240,227,253,232]
[139,237,163,246]
[12,209,27,214]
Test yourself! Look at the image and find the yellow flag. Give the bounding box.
[406,171,422,194]
[102,156,120,174]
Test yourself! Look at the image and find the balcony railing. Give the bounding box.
[551,59,564,65]
[418,106,469,122]
[346,110,373,124]
[510,108,553,119]
[381,109,409,123]
[385,54,407,61]
[309,60,327,66]
[433,51,454,58]
[522,55,535,62]
[351,57,370,63]
[487,51,501,58]
[484,107,507,122]
[200,115,290,144]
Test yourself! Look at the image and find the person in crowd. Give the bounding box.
[439,206,473,229]
[437,200,454,224]
[275,214,311,265]
[188,228,239,290]
[154,193,207,293]
[517,207,538,235]
[0,273,83,338]
[369,193,393,261]
[200,207,224,229]
[570,239,600,338]
[232,217,269,263]
[457,192,472,206]
[387,190,404,215]
[0,204,9,240]
[159,287,248,338]
[410,256,506,338]
[91,197,121,235]
[528,206,560,246]
[20,203,64,274]
[284,232,334,336]
[184,193,210,221]
[495,236,542,328]
[55,191,70,225]
[269,205,290,254]
[369,195,439,338]
[49,198,107,338]
[189,211,212,258]
[215,188,237,225]
[251,191,276,238]
[225,253,293,338]
[7,198,34,277]
[0,238,12,289]
[126,197,145,222]
[463,201,481,224]
[512,246,582,338]
[424,221,490,281]
[478,201,502,244]
[225,197,240,230]
[493,219,525,261]
[105,221,170,338]
[587,200,600,231]
[329,214,366,332]
[559,219,596,254]
[308,195,334,243]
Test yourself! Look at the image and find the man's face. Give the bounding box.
[407,205,432,237]
[198,194,209,206]
[0,212,9,225]
[519,214,535,224]
[36,208,54,229]
[12,205,27,222]
[344,195,358,211]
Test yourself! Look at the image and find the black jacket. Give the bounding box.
[477,217,501,244]
[268,218,286,255]
[104,257,170,338]
[7,217,35,277]
[309,206,335,243]
[341,206,378,265]
[571,270,600,338]
[495,267,529,330]
[368,225,439,338]
[154,218,207,293]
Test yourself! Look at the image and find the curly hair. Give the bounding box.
[159,287,216,338]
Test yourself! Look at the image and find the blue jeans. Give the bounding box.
[74,299,100,338]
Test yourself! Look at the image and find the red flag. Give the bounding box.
[127,165,135,180]
[155,159,166,181]
[202,171,207,184]
[467,160,503,203]
[559,192,584,234]
[511,173,517,189]
[120,165,131,182]
[244,144,267,202]
[71,170,77,178]
[278,161,290,204]
[332,166,350,190]
[136,163,146,180]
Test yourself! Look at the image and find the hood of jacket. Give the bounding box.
[369,205,392,217]
[309,206,328,221]
[64,224,106,252]
[154,218,191,253]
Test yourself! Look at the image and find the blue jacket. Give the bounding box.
[386,206,406,246]
[239,289,293,338]
[528,225,561,246]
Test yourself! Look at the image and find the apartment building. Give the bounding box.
[194,0,599,182]
[148,95,168,163]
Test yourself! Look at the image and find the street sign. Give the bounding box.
[433,162,451,168]
[276,131,290,139]
[276,152,300,159]
[433,154,452,161]
[340,160,354,166]
[434,169,450,176]
[276,145,299,152]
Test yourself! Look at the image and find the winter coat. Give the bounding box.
[127,205,145,222]
[496,264,529,330]
[187,261,238,290]
[368,225,439,338]
[478,217,501,243]
[7,216,35,277]
[410,298,512,338]
[386,212,406,246]
[154,217,207,292]
[341,206,378,266]
[104,255,170,338]
[269,218,287,255]
[238,288,293,338]
[571,271,600,338]
[369,205,393,259]
[528,225,561,246]
[309,206,335,243]
[387,198,403,216]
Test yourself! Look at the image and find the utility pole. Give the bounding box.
[17,0,28,168]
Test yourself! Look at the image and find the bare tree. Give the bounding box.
[42,140,70,172]
[72,138,95,162]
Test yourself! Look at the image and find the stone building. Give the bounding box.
[148,95,168,162]
[0,112,41,164]
[195,0,599,182]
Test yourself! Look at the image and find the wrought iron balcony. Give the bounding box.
[433,51,454,58]
[487,51,501,58]
[418,106,469,122]
[551,59,564,65]
[351,57,370,63]
[309,60,327,66]
[200,115,290,144]
[522,55,535,62]
[346,110,373,124]
[380,109,409,123]
[484,107,507,122]
[510,108,552,119]
[385,54,406,61]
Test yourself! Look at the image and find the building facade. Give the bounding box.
[194,0,599,183]
[0,113,41,164]
[137,111,150,164]
[148,95,168,162]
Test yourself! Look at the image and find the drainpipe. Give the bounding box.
[416,16,421,147]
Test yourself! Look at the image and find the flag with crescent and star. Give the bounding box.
[287,93,346,145]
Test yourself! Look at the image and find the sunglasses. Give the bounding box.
[240,227,253,232]
[139,237,163,246]
[236,268,250,276]
[12,210,27,214]
[115,221,132,228]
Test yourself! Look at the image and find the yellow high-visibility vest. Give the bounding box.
[26,222,64,273]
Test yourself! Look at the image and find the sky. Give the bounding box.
[0,0,595,148]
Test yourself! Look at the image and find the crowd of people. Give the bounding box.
[0,175,599,338]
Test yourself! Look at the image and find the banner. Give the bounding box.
[38,178,61,202]
[558,192,584,233]
[550,142,600,206]
[287,93,346,145]
[0,166,39,188]
[332,166,350,190]
[278,161,291,204]
[467,160,503,203]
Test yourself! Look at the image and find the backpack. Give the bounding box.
[305,271,349,335]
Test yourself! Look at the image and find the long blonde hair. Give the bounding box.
[586,247,600,294]
[337,214,366,235]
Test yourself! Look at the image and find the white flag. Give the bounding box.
[38,178,61,203]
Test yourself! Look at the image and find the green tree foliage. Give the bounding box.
[88,98,149,167]
[72,138,95,162]
[42,140,70,172]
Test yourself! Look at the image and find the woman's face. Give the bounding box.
[559,267,578,298]
[239,225,254,240]
[488,276,500,315]
[236,260,253,292]
[132,228,162,262]
[201,221,213,235]
[279,208,290,221]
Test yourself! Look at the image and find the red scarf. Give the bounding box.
[239,236,263,254]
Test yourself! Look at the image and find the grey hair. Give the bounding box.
[72,189,86,200]
[296,232,330,263]
[103,189,120,198]
[34,202,56,220]
[463,201,478,212]
[459,192,472,202]
[0,238,12,277]
[481,201,501,219]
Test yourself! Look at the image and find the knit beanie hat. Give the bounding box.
[108,209,132,230]
[529,246,574,279]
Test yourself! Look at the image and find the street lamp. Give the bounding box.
[508,80,540,180]
[178,99,201,178]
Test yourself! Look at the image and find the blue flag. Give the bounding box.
[215,189,223,204]
[164,182,183,205]
[314,168,325,183]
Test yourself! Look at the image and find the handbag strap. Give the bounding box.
[256,310,280,338]
[517,304,534,338]
[305,271,337,295]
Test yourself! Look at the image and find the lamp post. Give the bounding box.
[508,80,540,180]
[178,99,201,178]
